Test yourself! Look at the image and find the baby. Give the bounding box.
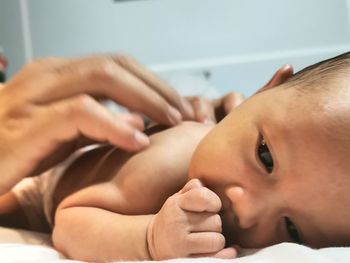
[1,51,350,262]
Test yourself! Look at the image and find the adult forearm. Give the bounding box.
[53,206,153,262]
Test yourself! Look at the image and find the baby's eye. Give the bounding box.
[285,217,302,244]
[257,137,274,173]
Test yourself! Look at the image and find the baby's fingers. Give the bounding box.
[179,186,222,213]
[187,232,225,255]
[192,247,238,259]
[187,212,222,232]
[180,178,204,193]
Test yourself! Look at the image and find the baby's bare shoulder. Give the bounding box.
[56,121,213,216]
[148,121,213,145]
[109,121,214,213]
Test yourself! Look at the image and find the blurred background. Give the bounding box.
[0,0,350,96]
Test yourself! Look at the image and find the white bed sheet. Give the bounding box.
[1,242,350,263]
[1,227,350,263]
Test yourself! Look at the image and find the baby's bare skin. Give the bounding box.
[52,121,214,261]
[53,122,211,215]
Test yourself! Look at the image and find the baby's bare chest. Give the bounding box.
[53,122,211,215]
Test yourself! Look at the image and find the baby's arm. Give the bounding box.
[53,193,153,261]
[52,154,172,261]
[147,179,237,260]
[53,122,212,261]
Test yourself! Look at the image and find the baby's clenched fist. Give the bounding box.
[147,179,237,260]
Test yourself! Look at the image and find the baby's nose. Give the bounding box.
[226,186,267,229]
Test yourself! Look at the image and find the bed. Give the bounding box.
[1,226,350,263]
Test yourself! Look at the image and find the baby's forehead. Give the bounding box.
[276,99,350,180]
[267,84,349,129]
[257,86,350,166]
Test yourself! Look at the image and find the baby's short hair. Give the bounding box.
[283,51,350,151]
[285,51,350,95]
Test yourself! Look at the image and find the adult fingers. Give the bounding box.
[187,232,225,254]
[212,92,245,121]
[187,212,222,232]
[16,56,184,126]
[115,112,145,130]
[221,92,245,114]
[187,97,216,124]
[179,186,221,213]
[34,95,150,152]
[114,54,195,120]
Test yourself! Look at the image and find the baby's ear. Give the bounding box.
[255,64,294,94]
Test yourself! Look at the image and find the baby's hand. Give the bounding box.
[147,179,237,260]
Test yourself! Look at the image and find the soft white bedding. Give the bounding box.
[1,227,350,263]
[2,242,350,263]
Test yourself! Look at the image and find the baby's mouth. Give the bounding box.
[220,205,238,246]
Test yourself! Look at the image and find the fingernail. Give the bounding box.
[134,130,150,149]
[167,106,182,125]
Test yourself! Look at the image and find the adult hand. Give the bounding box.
[0,55,194,194]
[186,92,245,124]
[187,64,294,123]
[147,179,237,260]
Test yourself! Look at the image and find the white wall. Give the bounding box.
[1,0,350,95]
[0,1,3,49]
[0,0,26,77]
[27,0,350,59]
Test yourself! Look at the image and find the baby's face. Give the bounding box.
[189,85,350,248]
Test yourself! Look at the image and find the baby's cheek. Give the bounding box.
[187,132,230,185]
[188,153,203,181]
